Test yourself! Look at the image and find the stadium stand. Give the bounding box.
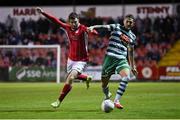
[0,14,180,68]
[159,40,180,66]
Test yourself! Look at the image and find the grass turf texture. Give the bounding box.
[0,82,180,119]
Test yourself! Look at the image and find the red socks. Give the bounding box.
[58,84,72,102]
[76,74,88,81]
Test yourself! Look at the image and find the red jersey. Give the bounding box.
[42,12,97,61]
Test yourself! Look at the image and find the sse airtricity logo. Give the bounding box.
[16,68,27,80]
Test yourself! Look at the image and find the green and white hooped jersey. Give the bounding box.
[106,24,136,59]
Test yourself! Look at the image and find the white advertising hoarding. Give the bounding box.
[0,4,174,22]
[84,66,136,81]
[0,6,73,22]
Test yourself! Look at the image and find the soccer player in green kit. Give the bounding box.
[89,14,138,109]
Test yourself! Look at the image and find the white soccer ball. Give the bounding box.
[101,99,114,113]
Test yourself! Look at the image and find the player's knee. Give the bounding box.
[69,70,78,80]
[68,73,75,80]
[70,75,75,80]
[119,68,130,77]
[69,74,76,80]
[101,75,109,82]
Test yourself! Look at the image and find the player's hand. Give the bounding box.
[120,34,130,43]
[88,26,94,32]
[36,7,44,14]
[132,66,138,77]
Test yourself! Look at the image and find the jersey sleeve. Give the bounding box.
[107,24,117,31]
[130,34,137,46]
[42,12,67,29]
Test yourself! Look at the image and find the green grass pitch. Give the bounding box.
[0,82,180,119]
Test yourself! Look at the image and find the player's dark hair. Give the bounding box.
[125,14,135,20]
[68,12,79,20]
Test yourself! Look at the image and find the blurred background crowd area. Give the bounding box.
[0,14,180,67]
[0,48,57,67]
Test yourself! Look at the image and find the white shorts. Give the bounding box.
[67,58,87,73]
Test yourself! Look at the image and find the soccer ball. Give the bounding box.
[101,99,114,113]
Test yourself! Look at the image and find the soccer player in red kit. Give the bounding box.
[36,7,97,108]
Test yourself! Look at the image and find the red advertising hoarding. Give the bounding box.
[159,66,180,80]
[137,65,159,80]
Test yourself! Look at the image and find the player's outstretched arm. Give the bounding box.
[88,25,110,32]
[36,7,67,28]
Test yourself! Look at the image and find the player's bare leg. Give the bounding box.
[114,68,130,109]
[51,70,78,108]
[101,75,112,100]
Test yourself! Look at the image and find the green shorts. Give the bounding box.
[102,55,130,77]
